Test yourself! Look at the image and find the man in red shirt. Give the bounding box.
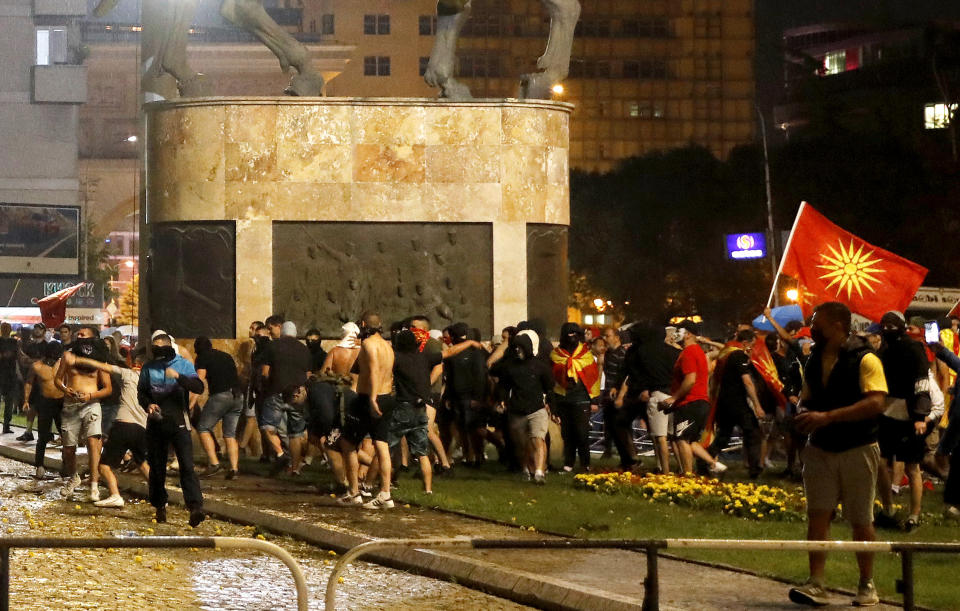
[662,321,728,474]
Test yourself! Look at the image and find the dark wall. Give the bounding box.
[148,222,236,338]
[526,224,568,337]
[273,222,493,337]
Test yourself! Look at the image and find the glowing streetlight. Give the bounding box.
[592,298,604,309]
[126,135,138,143]
[124,259,135,268]
[551,83,564,95]
[786,288,799,302]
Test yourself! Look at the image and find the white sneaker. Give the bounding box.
[34,466,45,480]
[93,493,124,508]
[60,474,81,497]
[362,492,395,509]
[89,484,101,502]
[709,461,728,474]
[335,493,363,506]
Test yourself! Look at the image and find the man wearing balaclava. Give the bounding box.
[874,311,932,532]
[550,322,601,472]
[138,333,205,527]
[490,333,554,483]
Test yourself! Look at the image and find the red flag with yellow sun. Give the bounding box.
[779,203,927,322]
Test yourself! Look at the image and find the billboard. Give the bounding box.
[0,203,80,275]
[725,232,767,260]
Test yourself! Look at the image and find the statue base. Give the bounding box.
[143,97,571,340]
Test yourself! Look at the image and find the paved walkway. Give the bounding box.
[0,427,901,611]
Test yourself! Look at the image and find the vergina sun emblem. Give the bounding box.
[816,240,885,298]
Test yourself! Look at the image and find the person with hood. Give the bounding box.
[444,322,492,467]
[304,328,328,375]
[490,332,554,483]
[874,311,933,532]
[550,322,601,472]
[139,333,206,526]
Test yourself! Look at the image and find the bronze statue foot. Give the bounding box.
[285,72,325,96]
[142,73,179,101]
[439,78,473,100]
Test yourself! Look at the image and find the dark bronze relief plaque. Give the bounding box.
[527,224,568,337]
[273,222,493,338]
[149,222,236,338]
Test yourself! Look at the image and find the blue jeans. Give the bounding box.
[260,393,306,438]
[197,391,242,438]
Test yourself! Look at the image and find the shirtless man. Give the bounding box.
[55,326,112,501]
[23,341,65,480]
[337,312,396,509]
[321,321,361,386]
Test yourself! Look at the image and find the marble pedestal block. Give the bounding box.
[143,97,571,339]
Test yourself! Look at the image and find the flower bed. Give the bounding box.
[573,472,807,522]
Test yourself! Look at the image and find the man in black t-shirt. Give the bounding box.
[388,329,442,492]
[708,329,765,477]
[490,333,554,484]
[260,316,311,473]
[444,322,491,466]
[193,337,241,479]
[304,328,327,375]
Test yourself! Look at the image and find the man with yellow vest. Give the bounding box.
[550,323,601,473]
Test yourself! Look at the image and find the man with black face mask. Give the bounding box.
[490,333,554,483]
[138,333,206,526]
[54,325,112,501]
[874,311,932,532]
[304,328,327,376]
[550,322,602,472]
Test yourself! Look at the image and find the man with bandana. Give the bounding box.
[54,325,112,501]
[139,333,205,526]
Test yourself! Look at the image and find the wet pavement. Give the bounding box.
[0,456,528,610]
[0,429,902,610]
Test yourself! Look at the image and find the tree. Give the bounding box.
[116,274,138,326]
[79,175,119,303]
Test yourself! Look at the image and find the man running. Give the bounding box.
[193,336,242,479]
[61,349,150,508]
[338,312,396,509]
[55,326,112,501]
[23,341,64,479]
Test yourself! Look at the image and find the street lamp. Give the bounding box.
[592,298,604,310]
[551,83,564,95]
[786,288,799,302]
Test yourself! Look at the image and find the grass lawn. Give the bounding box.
[388,458,959,610]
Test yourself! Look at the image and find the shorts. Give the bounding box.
[759,415,777,439]
[60,401,102,447]
[454,397,487,431]
[197,391,242,438]
[509,408,549,440]
[387,400,429,457]
[260,393,306,438]
[100,421,147,468]
[670,399,709,442]
[645,391,673,438]
[343,393,395,444]
[306,382,356,439]
[878,416,926,464]
[802,442,880,526]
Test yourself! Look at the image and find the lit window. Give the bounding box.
[924,103,958,129]
[36,27,67,65]
[823,50,845,75]
[583,315,595,325]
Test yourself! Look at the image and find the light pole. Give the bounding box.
[757,103,778,307]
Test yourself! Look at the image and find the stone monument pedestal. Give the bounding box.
[143,98,571,340]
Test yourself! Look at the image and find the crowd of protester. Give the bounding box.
[0,305,959,598]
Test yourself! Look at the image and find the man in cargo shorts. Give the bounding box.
[789,302,888,608]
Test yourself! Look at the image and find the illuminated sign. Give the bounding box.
[725,233,766,260]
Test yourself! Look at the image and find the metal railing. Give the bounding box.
[0,536,308,611]
[325,537,960,611]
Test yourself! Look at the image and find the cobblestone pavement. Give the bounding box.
[0,456,527,610]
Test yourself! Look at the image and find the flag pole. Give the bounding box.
[766,201,806,309]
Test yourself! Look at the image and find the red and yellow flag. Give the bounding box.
[780,203,928,322]
[35,282,86,329]
[550,344,602,399]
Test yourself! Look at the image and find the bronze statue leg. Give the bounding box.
[219,0,323,95]
[519,0,580,99]
[424,0,473,99]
